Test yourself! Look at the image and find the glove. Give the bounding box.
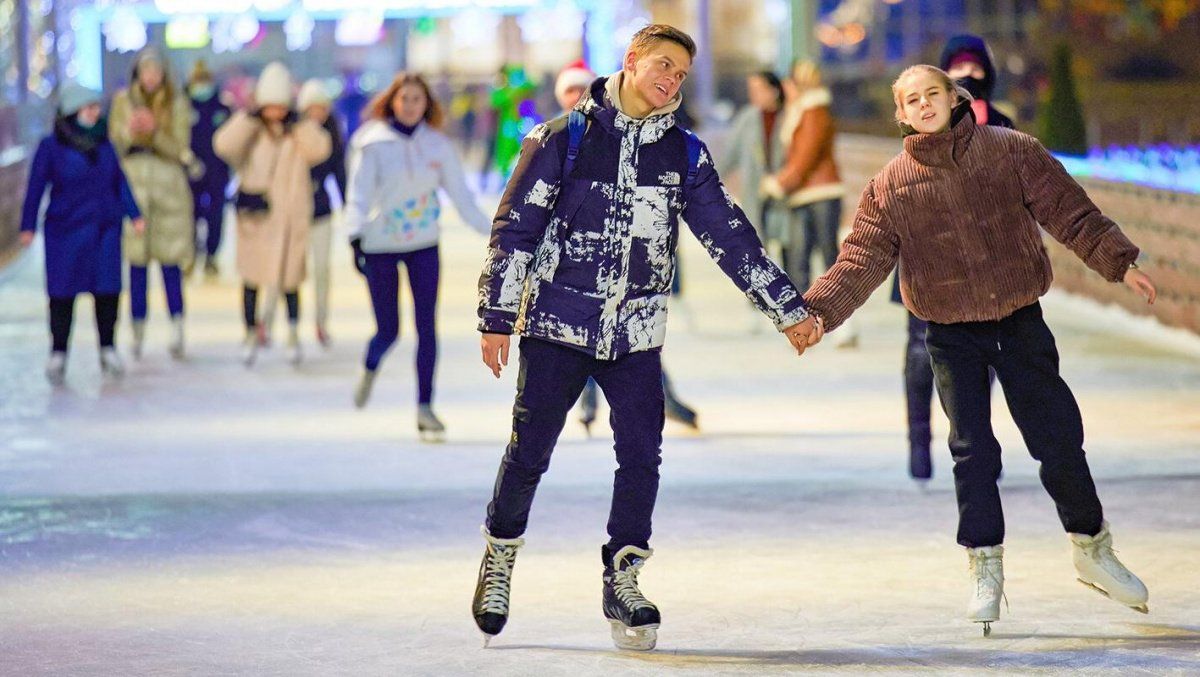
[350,238,367,276]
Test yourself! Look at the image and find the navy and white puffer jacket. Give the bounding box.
[477,76,809,360]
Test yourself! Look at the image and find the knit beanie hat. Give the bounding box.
[297,79,331,112]
[554,60,594,105]
[59,82,102,116]
[255,61,293,108]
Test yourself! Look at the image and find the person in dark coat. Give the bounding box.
[896,33,1016,484]
[20,83,144,384]
[187,60,232,278]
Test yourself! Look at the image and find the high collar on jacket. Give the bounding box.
[352,118,427,148]
[903,101,976,168]
[576,73,680,144]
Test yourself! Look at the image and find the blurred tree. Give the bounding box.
[1036,42,1088,155]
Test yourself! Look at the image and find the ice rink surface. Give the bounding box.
[2,209,1199,676]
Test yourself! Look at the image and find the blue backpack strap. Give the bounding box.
[564,109,586,177]
[680,126,702,188]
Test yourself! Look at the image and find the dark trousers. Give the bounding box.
[242,286,298,330]
[926,302,1103,548]
[487,337,665,551]
[784,197,842,290]
[363,247,439,404]
[130,264,184,320]
[50,293,119,352]
[193,188,226,258]
[904,312,935,478]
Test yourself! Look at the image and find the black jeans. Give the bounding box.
[904,312,935,478]
[926,302,1103,548]
[487,337,665,551]
[50,294,119,352]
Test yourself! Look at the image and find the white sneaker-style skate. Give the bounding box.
[967,545,1005,637]
[241,330,259,367]
[131,320,146,360]
[45,351,67,386]
[286,324,302,366]
[417,404,445,442]
[472,526,525,646]
[99,347,125,378]
[168,316,185,360]
[353,369,377,409]
[1070,522,1149,613]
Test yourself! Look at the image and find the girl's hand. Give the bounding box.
[130,217,146,234]
[19,231,34,247]
[1123,267,1156,305]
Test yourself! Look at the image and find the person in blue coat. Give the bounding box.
[186,60,232,278]
[20,83,144,385]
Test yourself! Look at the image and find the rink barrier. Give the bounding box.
[835,134,1200,336]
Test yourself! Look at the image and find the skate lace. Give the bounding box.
[1083,539,1133,582]
[612,563,654,612]
[969,555,1009,611]
[480,544,518,615]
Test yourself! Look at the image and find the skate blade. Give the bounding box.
[609,620,658,651]
[419,430,446,444]
[979,621,992,637]
[481,633,494,648]
[1076,578,1149,613]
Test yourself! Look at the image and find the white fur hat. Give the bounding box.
[255,61,293,108]
[297,79,331,112]
[555,60,594,106]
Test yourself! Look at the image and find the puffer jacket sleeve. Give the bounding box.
[682,140,810,331]
[20,138,53,233]
[343,140,378,242]
[803,179,899,331]
[1016,133,1138,282]
[148,95,193,163]
[291,118,332,167]
[213,111,261,169]
[476,121,568,334]
[107,143,141,220]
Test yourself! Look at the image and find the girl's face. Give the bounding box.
[896,71,956,134]
[391,84,428,127]
[260,104,288,123]
[138,61,164,93]
[746,75,778,111]
[76,103,102,128]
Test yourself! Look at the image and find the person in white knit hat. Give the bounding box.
[296,78,347,348]
[214,62,331,366]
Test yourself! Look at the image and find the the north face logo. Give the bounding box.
[658,171,681,186]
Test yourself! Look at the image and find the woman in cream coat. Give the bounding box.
[215,62,331,366]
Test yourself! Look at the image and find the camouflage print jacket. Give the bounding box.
[477,76,808,360]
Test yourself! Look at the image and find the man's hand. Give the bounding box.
[1123,267,1156,305]
[783,315,820,356]
[19,231,34,248]
[480,333,510,378]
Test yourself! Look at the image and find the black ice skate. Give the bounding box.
[602,545,660,651]
[662,374,698,430]
[578,383,598,436]
[472,526,524,646]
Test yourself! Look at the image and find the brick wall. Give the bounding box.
[835,134,1200,335]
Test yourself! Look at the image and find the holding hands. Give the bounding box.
[783,314,824,357]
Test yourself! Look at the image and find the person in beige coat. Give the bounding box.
[214,62,331,366]
[110,48,200,360]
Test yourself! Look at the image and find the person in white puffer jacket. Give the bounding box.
[345,71,492,440]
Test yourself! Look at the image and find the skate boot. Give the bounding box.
[99,347,125,379]
[602,545,660,651]
[286,323,302,366]
[417,404,445,442]
[909,442,932,488]
[662,374,698,430]
[203,258,219,280]
[1070,522,1148,613]
[168,316,185,360]
[966,545,1005,637]
[354,369,377,409]
[131,320,146,360]
[242,329,259,367]
[45,351,67,386]
[472,526,524,646]
[316,325,332,349]
[578,382,598,436]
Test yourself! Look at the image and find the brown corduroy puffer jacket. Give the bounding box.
[804,107,1139,330]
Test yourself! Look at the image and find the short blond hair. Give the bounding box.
[792,60,821,89]
[891,64,972,124]
[628,24,696,60]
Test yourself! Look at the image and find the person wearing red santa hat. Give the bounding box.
[554,59,594,113]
